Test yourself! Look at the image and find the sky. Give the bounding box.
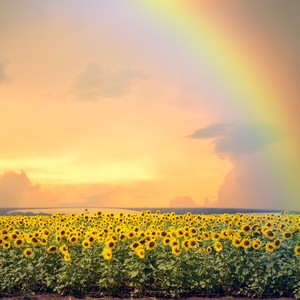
[0,0,300,210]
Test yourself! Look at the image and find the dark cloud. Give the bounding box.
[0,60,10,83]
[69,61,148,101]
[190,123,285,157]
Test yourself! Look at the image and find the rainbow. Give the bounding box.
[133,0,300,209]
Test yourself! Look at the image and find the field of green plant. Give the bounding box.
[0,210,299,298]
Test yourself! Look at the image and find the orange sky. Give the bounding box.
[0,1,300,210]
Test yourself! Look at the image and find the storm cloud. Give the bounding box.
[191,123,291,210]
[190,123,285,157]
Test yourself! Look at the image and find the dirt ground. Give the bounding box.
[0,296,296,300]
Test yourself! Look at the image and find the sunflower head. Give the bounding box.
[23,248,33,258]
[241,224,252,234]
[146,240,157,250]
[214,241,223,252]
[130,242,140,251]
[241,238,251,249]
[136,248,145,259]
[64,252,71,262]
[283,232,292,240]
[14,238,24,248]
[232,237,241,248]
[82,239,91,249]
[265,229,276,240]
[47,245,58,254]
[102,248,113,260]
[265,242,275,253]
[274,239,282,249]
[206,246,212,254]
[172,246,181,256]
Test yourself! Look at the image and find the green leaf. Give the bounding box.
[130,270,139,278]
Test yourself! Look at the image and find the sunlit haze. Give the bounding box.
[1,1,300,210]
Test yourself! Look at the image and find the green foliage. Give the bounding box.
[0,211,299,298]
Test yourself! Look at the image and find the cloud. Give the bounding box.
[216,154,287,210]
[190,123,295,210]
[169,196,198,208]
[0,170,31,205]
[190,123,285,157]
[0,170,58,207]
[69,61,147,100]
[0,60,9,83]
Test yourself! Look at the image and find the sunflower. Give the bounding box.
[10,233,18,239]
[146,240,157,250]
[60,229,66,236]
[163,237,171,245]
[189,227,197,235]
[264,229,276,240]
[206,246,212,254]
[182,240,189,250]
[241,238,251,249]
[283,232,292,240]
[241,224,252,235]
[30,237,39,245]
[102,248,113,260]
[220,229,229,239]
[176,228,184,237]
[252,238,262,250]
[294,245,300,255]
[127,231,135,239]
[56,235,62,243]
[161,231,168,237]
[136,248,145,259]
[202,232,210,240]
[211,232,220,241]
[82,239,91,249]
[64,252,71,262]
[43,229,50,236]
[130,242,141,251]
[232,237,242,248]
[214,241,223,252]
[106,240,116,249]
[95,210,102,217]
[172,246,181,256]
[265,241,275,253]
[23,248,33,258]
[68,235,78,245]
[170,239,179,247]
[274,239,282,249]
[14,238,24,248]
[119,233,126,241]
[40,237,48,246]
[188,239,198,249]
[60,244,68,253]
[47,245,58,254]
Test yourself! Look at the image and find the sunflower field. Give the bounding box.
[0,210,300,298]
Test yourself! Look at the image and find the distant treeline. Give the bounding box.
[0,208,51,216]
[0,207,299,216]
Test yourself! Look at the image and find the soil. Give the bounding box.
[0,295,296,300]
